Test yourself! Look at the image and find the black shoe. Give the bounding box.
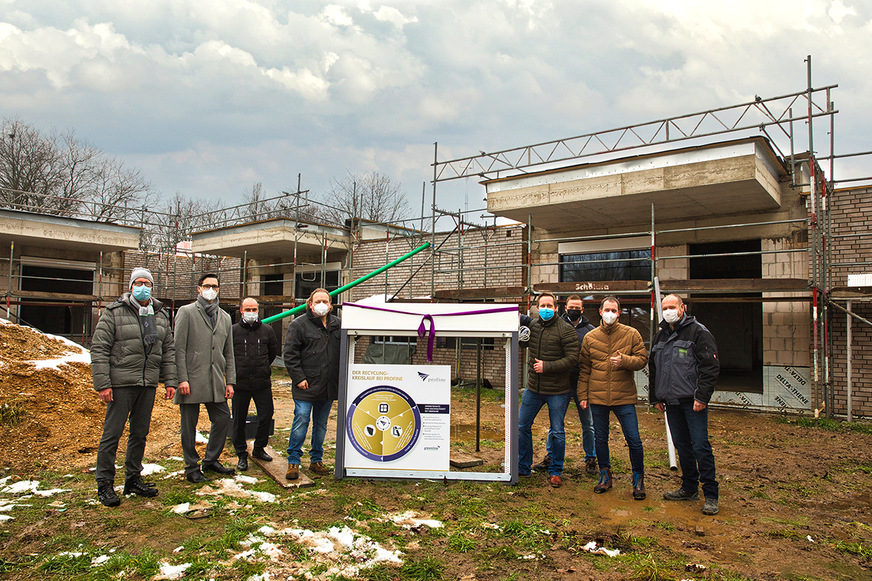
[237,455,249,471]
[97,481,120,507]
[252,448,273,462]
[186,470,210,483]
[702,498,719,515]
[124,475,158,497]
[532,455,551,472]
[585,457,598,476]
[663,488,700,501]
[202,461,235,475]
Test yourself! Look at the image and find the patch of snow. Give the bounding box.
[195,432,209,444]
[91,554,111,566]
[0,515,13,522]
[171,503,190,514]
[155,562,191,580]
[195,478,276,503]
[386,510,443,529]
[141,463,165,476]
[234,474,258,484]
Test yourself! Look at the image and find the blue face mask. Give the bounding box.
[131,285,151,302]
[539,307,554,321]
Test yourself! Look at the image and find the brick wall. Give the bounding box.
[122,250,242,302]
[762,238,810,367]
[347,224,526,301]
[828,186,872,418]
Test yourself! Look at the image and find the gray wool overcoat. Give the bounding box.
[173,300,236,404]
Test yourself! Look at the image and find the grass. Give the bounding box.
[775,415,872,435]
[0,401,26,426]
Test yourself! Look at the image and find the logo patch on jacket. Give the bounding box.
[678,348,688,358]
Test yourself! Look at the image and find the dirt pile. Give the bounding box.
[0,321,181,473]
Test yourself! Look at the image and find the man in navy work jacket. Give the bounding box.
[650,294,721,516]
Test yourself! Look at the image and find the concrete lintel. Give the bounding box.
[0,209,140,253]
[192,219,350,260]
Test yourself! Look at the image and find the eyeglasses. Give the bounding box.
[132,282,153,288]
[200,284,219,289]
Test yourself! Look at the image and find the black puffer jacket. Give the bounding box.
[283,309,341,402]
[526,315,580,395]
[91,294,177,391]
[232,319,278,391]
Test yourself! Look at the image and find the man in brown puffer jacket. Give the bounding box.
[578,296,648,499]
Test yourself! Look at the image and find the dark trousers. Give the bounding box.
[231,387,274,455]
[666,400,719,499]
[180,401,231,474]
[95,386,156,483]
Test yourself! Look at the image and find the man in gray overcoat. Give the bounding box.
[92,267,177,507]
[174,272,236,483]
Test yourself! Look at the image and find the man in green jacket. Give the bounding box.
[174,273,236,483]
[518,292,580,488]
[92,267,177,507]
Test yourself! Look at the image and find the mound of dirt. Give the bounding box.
[0,321,182,474]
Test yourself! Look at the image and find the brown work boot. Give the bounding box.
[285,463,299,480]
[310,461,330,476]
[632,473,646,500]
[549,475,562,488]
[593,468,613,494]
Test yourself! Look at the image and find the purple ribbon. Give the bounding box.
[344,303,518,362]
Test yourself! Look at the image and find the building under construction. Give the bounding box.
[0,75,870,420]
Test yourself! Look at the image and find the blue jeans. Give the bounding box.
[666,400,718,499]
[590,403,644,475]
[518,389,570,476]
[286,399,333,465]
[547,391,595,461]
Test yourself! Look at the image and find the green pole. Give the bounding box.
[262,241,431,324]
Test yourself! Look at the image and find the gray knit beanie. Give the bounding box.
[129,267,154,288]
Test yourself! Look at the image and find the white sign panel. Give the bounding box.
[344,364,451,471]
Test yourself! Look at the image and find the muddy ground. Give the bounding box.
[0,322,870,579]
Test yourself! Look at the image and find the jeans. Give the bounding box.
[590,403,644,475]
[286,399,333,465]
[666,400,718,499]
[518,389,571,476]
[231,387,275,454]
[547,391,595,461]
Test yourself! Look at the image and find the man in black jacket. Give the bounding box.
[231,298,279,471]
[650,294,720,515]
[283,288,340,480]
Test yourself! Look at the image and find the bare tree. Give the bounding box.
[323,171,411,226]
[0,118,152,220]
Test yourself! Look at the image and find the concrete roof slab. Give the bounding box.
[191,218,350,260]
[0,209,140,254]
[485,139,786,229]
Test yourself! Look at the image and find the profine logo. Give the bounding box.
[417,371,430,381]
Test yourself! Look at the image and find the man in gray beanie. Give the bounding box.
[91,267,177,507]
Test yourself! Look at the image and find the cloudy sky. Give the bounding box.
[1,0,869,219]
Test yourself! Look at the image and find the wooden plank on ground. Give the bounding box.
[246,443,315,489]
[450,453,485,469]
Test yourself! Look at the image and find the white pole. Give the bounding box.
[654,277,678,470]
[847,301,853,422]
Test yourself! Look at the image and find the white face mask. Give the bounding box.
[201,288,218,302]
[312,303,330,317]
[601,311,618,325]
[242,311,259,324]
[663,308,682,324]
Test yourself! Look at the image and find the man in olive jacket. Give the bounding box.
[231,297,278,471]
[283,288,340,480]
[518,292,579,488]
[579,296,648,499]
[174,273,236,483]
[92,267,177,507]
